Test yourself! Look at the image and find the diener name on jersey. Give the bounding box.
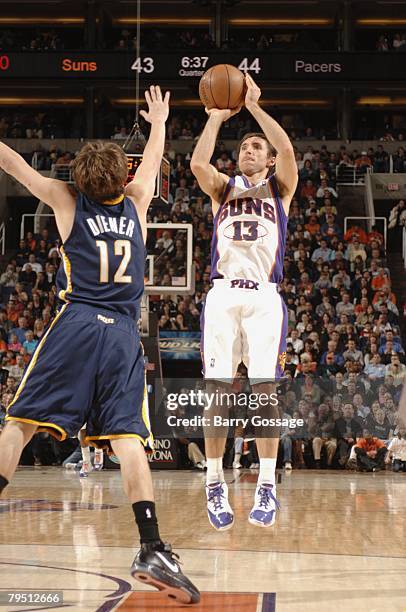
[87,215,135,238]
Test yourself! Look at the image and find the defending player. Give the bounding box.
[0,86,199,604]
[191,74,298,529]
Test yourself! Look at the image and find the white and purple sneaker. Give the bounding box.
[206,481,234,531]
[248,483,279,527]
[93,450,104,471]
[79,462,91,478]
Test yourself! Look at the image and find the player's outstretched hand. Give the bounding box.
[140,86,170,124]
[205,105,242,122]
[245,73,261,110]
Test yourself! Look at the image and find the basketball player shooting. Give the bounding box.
[191,74,298,529]
[0,86,199,604]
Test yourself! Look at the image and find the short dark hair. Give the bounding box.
[238,132,277,158]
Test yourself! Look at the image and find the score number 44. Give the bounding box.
[238,58,261,74]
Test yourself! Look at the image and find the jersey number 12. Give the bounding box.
[96,240,132,283]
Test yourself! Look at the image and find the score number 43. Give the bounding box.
[131,57,154,73]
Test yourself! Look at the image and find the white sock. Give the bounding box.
[81,446,91,464]
[234,453,241,463]
[206,457,224,485]
[95,449,103,459]
[258,458,276,486]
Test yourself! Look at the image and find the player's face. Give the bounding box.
[238,137,275,177]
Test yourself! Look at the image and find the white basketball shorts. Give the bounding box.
[200,279,288,381]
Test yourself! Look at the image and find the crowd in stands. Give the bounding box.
[112,28,333,52]
[0,110,84,140]
[114,29,215,52]
[110,112,341,141]
[221,29,333,51]
[376,33,406,52]
[0,29,81,52]
[2,107,406,143]
[0,136,405,470]
[2,24,406,54]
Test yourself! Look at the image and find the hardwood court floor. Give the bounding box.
[0,468,405,611]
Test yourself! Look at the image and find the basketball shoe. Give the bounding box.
[93,449,104,471]
[131,541,200,604]
[79,462,92,478]
[205,481,234,530]
[248,483,279,527]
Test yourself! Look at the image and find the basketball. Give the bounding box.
[199,64,245,110]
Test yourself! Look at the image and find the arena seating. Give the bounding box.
[0,138,404,469]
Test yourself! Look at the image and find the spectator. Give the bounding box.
[388,200,406,252]
[0,357,9,386]
[22,329,38,355]
[354,428,387,472]
[386,428,406,472]
[333,404,363,467]
[0,265,18,287]
[6,355,25,383]
[18,263,37,287]
[336,293,355,318]
[286,329,304,354]
[311,404,336,468]
[346,238,367,267]
[353,393,370,421]
[342,339,364,365]
[373,145,389,172]
[355,151,373,174]
[376,35,389,51]
[366,404,393,440]
[22,254,42,274]
[8,317,29,345]
[385,353,406,386]
[371,268,391,292]
[7,333,22,353]
[311,239,333,263]
[316,179,338,199]
[300,179,317,200]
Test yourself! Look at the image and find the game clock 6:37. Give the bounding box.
[178,56,260,73]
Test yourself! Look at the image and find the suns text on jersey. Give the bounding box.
[218,198,276,225]
[86,215,135,238]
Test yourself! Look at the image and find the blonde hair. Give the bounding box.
[71,142,128,202]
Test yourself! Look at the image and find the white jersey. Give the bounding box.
[211,174,287,284]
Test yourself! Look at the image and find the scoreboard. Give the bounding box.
[0,52,405,82]
[126,154,169,202]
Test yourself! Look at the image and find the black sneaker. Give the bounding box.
[131,541,200,604]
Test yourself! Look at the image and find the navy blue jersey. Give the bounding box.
[56,193,145,319]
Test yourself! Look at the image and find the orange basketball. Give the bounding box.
[199,64,246,110]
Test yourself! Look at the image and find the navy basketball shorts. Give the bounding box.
[6,302,153,451]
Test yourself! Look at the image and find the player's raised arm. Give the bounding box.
[0,141,72,212]
[125,85,170,214]
[244,74,298,207]
[190,109,238,204]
